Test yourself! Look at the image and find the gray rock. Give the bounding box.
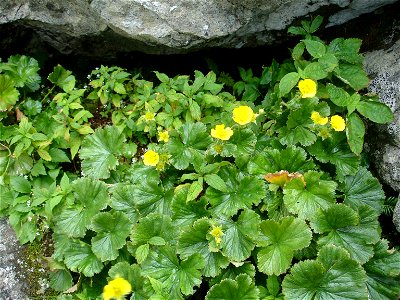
[0,0,397,56]
[364,38,400,192]
[0,218,28,300]
[393,195,400,232]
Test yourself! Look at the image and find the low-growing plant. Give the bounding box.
[0,16,399,299]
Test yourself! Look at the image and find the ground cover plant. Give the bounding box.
[0,17,399,299]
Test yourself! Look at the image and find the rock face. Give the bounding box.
[0,0,397,57]
[0,219,28,300]
[393,195,400,232]
[364,38,400,192]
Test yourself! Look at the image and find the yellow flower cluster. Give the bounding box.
[211,124,234,141]
[208,105,258,142]
[143,150,159,166]
[103,277,132,300]
[311,111,346,132]
[298,79,317,98]
[210,225,224,244]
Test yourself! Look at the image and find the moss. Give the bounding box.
[22,234,59,299]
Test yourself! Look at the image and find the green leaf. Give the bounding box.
[292,42,305,60]
[204,174,228,192]
[136,244,150,264]
[334,63,369,91]
[288,26,307,36]
[205,274,259,300]
[49,269,73,292]
[210,263,256,286]
[142,247,205,297]
[189,100,201,121]
[364,240,400,300]
[248,146,315,175]
[167,123,212,170]
[63,240,103,277]
[282,244,368,300]
[229,128,257,157]
[192,70,206,92]
[9,212,38,243]
[55,178,109,237]
[307,133,360,180]
[30,160,46,177]
[342,167,385,214]
[49,148,71,163]
[303,39,326,58]
[283,171,337,220]
[37,148,52,161]
[131,175,174,216]
[356,100,394,124]
[148,277,169,299]
[22,99,42,116]
[257,216,312,275]
[279,72,300,97]
[1,55,41,91]
[0,74,19,111]
[187,178,203,202]
[154,71,170,83]
[171,184,209,229]
[90,211,132,261]
[326,84,354,107]
[310,204,380,264]
[201,94,225,108]
[303,62,328,80]
[318,53,338,72]
[328,38,363,64]
[131,213,178,248]
[267,275,281,297]
[79,126,125,179]
[48,65,76,93]
[346,112,365,155]
[113,82,126,94]
[219,209,260,262]
[10,175,31,193]
[278,126,316,148]
[110,184,140,223]
[177,218,229,277]
[149,237,165,245]
[310,16,324,33]
[0,186,13,212]
[204,166,265,217]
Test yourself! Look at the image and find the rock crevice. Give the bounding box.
[0,0,398,56]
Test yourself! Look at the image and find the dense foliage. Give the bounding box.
[0,17,399,299]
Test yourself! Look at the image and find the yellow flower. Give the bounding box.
[158,130,169,143]
[311,111,328,125]
[330,115,346,131]
[232,106,256,125]
[298,79,317,98]
[103,277,132,300]
[210,225,224,244]
[144,112,155,122]
[211,124,234,141]
[143,150,159,166]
